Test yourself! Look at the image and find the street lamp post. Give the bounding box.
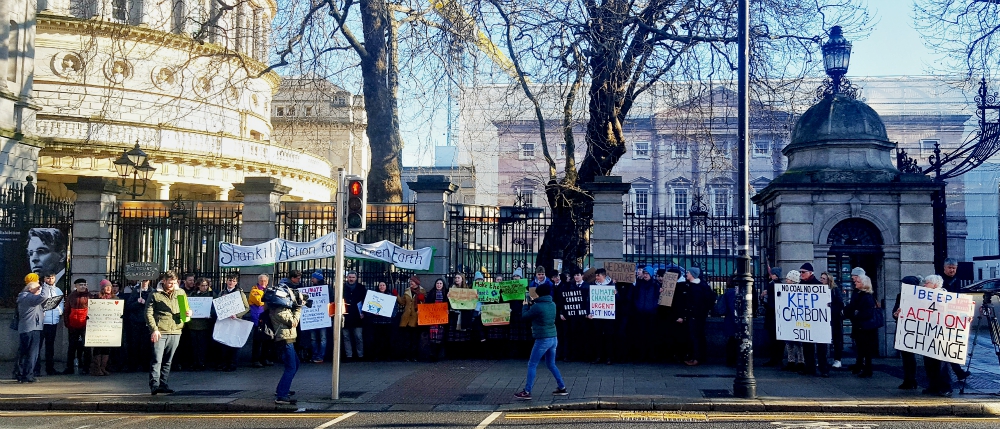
[113,140,156,199]
[733,0,756,399]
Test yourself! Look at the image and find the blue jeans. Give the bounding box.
[150,334,180,389]
[310,329,327,360]
[524,337,565,393]
[276,342,299,398]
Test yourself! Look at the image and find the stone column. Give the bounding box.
[406,175,457,287]
[67,177,121,292]
[155,181,172,200]
[233,177,289,287]
[582,176,631,270]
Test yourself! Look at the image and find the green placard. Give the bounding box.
[499,279,528,301]
[474,283,502,303]
[177,294,191,323]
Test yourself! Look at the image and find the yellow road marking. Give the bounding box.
[0,412,346,419]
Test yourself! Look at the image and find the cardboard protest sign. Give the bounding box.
[582,267,597,283]
[177,294,190,323]
[774,283,832,343]
[658,272,679,307]
[481,303,511,326]
[188,297,213,319]
[213,292,246,320]
[85,299,124,347]
[124,262,159,281]
[417,302,450,325]
[448,288,479,310]
[474,283,502,303]
[500,279,528,301]
[212,317,254,348]
[894,284,975,364]
[604,261,637,284]
[362,290,395,317]
[590,285,616,319]
[560,287,588,317]
[298,285,332,331]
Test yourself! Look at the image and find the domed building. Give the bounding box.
[19,0,335,200]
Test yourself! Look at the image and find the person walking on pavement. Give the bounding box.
[146,271,191,395]
[36,272,63,377]
[269,282,305,405]
[514,283,568,400]
[16,280,46,383]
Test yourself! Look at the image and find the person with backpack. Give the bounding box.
[146,271,191,395]
[64,279,91,375]
[264,281,305,405]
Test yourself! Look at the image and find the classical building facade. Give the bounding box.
[1,0,41,185]
[18,0,335,201]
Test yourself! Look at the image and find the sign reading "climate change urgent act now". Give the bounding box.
[218,232,434,271]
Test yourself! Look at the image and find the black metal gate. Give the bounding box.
[447,204,552,280]
[0,179,74,305]
[107,200,243,287]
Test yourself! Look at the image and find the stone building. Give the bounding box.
[17,0,336,201]
[271,77,370,179]
[0,0,40,185]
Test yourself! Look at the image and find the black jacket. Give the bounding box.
[343,282,368,328]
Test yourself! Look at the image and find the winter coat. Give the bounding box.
[64,290,89,330]
[17,291,46,334]
[632,277,660,315]
[40,283,63,325]
[846,290,877,333]
[126,287,152,326]
[343,282,368,328]
[397,287,427,328]
[248,284,267,324]
[522,295,557,339]
[146,288,185,335]
[270,305,301,343]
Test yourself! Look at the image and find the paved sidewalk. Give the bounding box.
[1,335,999,416]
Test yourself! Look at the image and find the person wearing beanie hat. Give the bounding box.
[799,263,821,285]
[397,276,426,361]
[311,271,325,283]
[512,267,524,279]
[305,272,327,363]
[687,267,701,279]
[24,273,39,285]
[851,267,865,282]
[474,271,485,281]
[675,267,715,366]
[514,279,567,400]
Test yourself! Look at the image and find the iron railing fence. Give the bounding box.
[107,200,243,289]
[446,204,555,281]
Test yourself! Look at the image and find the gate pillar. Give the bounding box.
[407,175,457,287]
[67,177,121,292]
[582,176,631,271]
[234,177,290,287]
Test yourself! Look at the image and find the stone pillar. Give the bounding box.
[233,177,289,288]
[67,177,121,292]
[582,176,631,270]
[155,181,172,200]
[406,175,457,287]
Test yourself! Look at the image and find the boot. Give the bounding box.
[101,356,111,376]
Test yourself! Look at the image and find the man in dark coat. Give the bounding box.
[125,279,153,372]
[342,271,367,360]
[798,262,830,377]
[677,267,715,366]
[630,267,659,361]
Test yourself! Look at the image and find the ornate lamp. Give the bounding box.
[113,139,156,199]
[819,26,856,99]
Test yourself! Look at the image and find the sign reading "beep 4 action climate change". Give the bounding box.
[894,284,975,364]
[774,283,831,344]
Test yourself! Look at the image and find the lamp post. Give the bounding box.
[113,140,156,199]
[821,26,852,96]
[733,0,756,399]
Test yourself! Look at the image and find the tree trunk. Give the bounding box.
[535,182,592,273]
[359,0,403,203]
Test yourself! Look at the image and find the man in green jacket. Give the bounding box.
[146,271,190,395]
[514,283,568,400]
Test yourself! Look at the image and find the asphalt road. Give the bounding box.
[1,411,998,429]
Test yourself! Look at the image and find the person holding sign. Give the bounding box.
[90,280,118,376]
[893,275,923,390]
[125,279,153,373]
[845,274,879,378]
[588,268,616,365]
[146,271,191,395]
[396,276,426,362]
[369,282,396,361]
[15,280,46,383]
[557,269,589,361]
[513,283,568,400]
[914,275,956,397]
[215,274,248,371]
[342,272,367,361]
[424,279,450,361]
[185,279,215,371]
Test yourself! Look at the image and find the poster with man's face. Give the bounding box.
[27,228,68,285]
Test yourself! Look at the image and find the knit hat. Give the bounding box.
[799,262,814,272]
[24,273,38,284]
[474,271,484,281]
[535,266,546,275]
[688,267,701,279]
[512,267,523,278]
[901,275,922,286]
[100,279,112,288]
[311,271,324,282]
[409,275,421,286]
[851,267,866,277]
[785,270,801,283]
[769,267,783,277]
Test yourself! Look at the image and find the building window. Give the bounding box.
[633,242,647,254]
[518,188,535,207]
[672,141,689,158]
[112,0,127,21]
[920,139,939,157]
[287,106,295,116]
[634,188,649,217]
[520,142,536,159]
[276,107,284,116]
[557,143,567,158]
[672,188,688,217]
[753,140,769,157]
[711,188,730,217]
[633,141,650,159]
[305,106,313,116]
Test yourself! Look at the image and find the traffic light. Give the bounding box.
[345,175,366,231]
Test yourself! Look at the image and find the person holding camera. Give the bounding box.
[513,283,568,400]
[268,283,305,405]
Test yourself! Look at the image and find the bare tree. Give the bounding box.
[915,0,1000,80]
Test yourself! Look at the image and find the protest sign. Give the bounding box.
[894,284,975,364]
[362,290,396,317]
[582,267,597,283]
[124,262,159,281]
[590,285,616,319]
[500,279,528,301]
[604,261,637,284]
[474,283,501,303]
[177,294,190,323]
[212,317,254,348]
[84,299,124,347]
[417,302,449,325]
[560,287,588,317]
[298,285,332,331]
[219,232,434,271]
[658,272,679,307]
[213,292,246,320]
[448,288,479,310]
[188,297,213,319]
[481,303,511,326]
[774,283,832,343]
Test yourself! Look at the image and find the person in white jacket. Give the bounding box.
[37,272,63,376]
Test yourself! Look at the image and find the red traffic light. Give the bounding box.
[349,180,363,196]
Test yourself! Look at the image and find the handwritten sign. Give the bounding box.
[212,317,254,348]
[213,292,246,320]
[774,283,832,344]
[298,285,331,331]
[894,284,975,364]
[604,261,637,284]
[474,283,501,303]
[589,285,616,319]
[124,262,159,281]
[658,272,679,307]
[417,302,450,326]
[362,290,395,317]
[84,299,124,347]
[481,303,511,326]
[188,297,213,319]
[560,287,588,317]
[500,279,528,301]
[448,288,479,310]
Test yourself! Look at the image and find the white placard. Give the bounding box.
[589,285,616,319]
[894,284,976,364]
[362,290,396,317]
[85,299,124,347]
[212,317,254,348]
[298,285,331,331]
[218,232,434,271]
[213,292,246,320]
[188,297,213,319]
[774,283,832,344]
